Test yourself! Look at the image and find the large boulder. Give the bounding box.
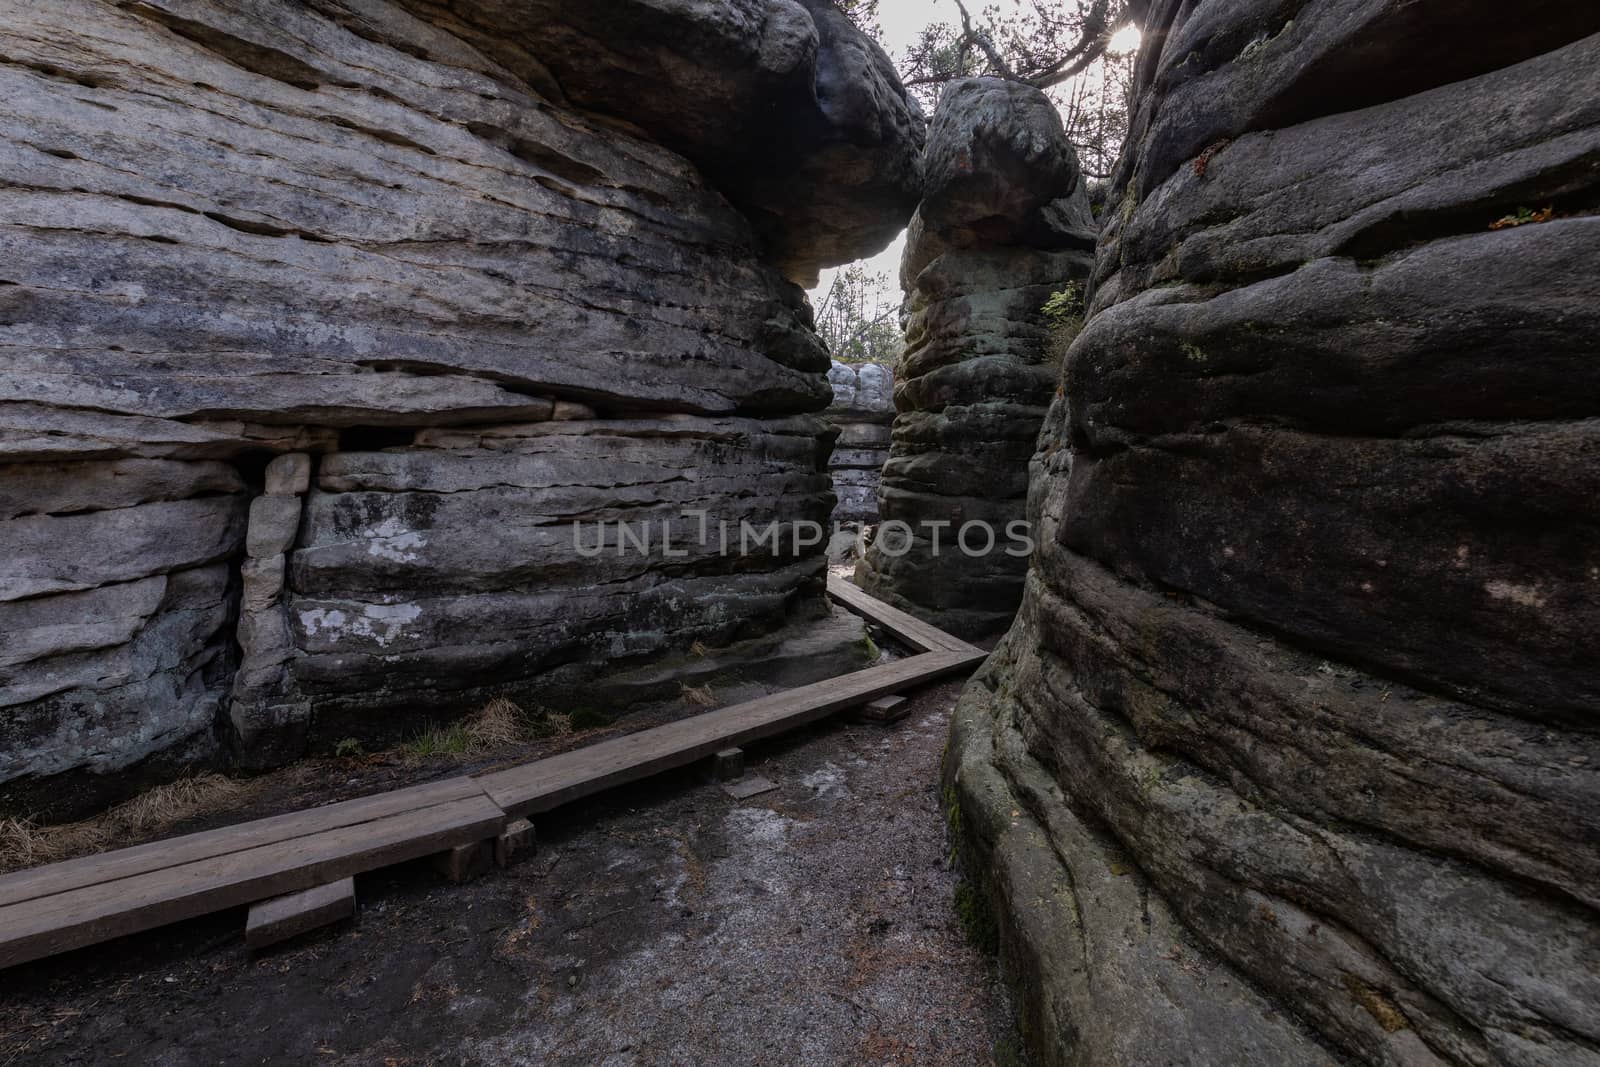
[0,0,920,817]
[423,0,926,285]
[859,78,1095,638]
[823,360,894,526]
[948,5,1600,1066]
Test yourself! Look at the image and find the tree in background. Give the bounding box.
[834,0,882,38]
[813,264,902,365]
[1054,32,1135,180]
[901,1,1129,95]
[896,1,1138,179]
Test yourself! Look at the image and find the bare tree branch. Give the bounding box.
[1025,0,1116,89]
[954,0,1018,81]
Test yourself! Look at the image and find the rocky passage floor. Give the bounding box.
[0,679,1012,1066]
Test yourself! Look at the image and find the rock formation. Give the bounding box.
[0,0,922,817]
[947,5,1600,1065]
[859,78,1096,639]
[823,360,894,526]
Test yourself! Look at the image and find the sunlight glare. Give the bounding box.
[1108,24,1142,55]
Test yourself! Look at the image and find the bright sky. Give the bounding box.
[809,3,1141,305]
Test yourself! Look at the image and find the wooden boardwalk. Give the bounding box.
[0,580,986,970]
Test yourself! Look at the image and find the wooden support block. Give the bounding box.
[709,747,745,782]
[857,694,910,724]
[495,819,536,868]
[722,776,779,801]
[245,877,354,950]
[433,840,493,883]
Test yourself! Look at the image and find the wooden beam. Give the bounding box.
[826,576,983,656]
[0,793,503,969]
[0,777,485,910]
[0,582,984,972]
[478,649,983,818]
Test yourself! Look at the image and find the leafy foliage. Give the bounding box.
[1041,283,1085,365]
[1040,283,1083,326]
[1490,205,1555,230]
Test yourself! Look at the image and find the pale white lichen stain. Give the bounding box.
[1484,580,1547,609]
[366,517,426,563]
[299,602,423,647]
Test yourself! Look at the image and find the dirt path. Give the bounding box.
[0,679,1014,1066]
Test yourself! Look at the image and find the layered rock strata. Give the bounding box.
[859,78,1096,638]
[823,360,894,526]
[947,5,1600,1065]
[0,0,922,816]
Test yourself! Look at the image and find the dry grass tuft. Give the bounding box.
[466,697,527,749]
[404,697,587,761]
[115,774,245,834]
[532,709,573,739]
[0,817,55,871]
[0,773,245,874]
[680,683,717,708]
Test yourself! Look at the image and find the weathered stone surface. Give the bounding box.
[0,564,238,817]
[950,7,1600,1066]
[263,453,312,497]
[0,459,244,521]
[0,0,837,422]
[0,0,920,814]
[860,78,1095,638]
[0,407,339,463]
[1,497,247,602]
[280,414,843,737]
[460,0,926,285]
[919,78,1095,252]
[823,360,894,525]
[245,496,303,560]
[240,555,285,615]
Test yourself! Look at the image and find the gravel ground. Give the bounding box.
[0,677,1015,1066]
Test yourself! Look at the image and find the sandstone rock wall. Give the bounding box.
[859,78,1096,638]
[0,0,922,817]
[823,360,894,526]
[948,4,1600,1065]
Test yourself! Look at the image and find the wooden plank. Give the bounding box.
[0,776,485,910]
[826,576,981,655]
[478,649,984,818]
[0,794,503,969]
[245,877,355,950]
